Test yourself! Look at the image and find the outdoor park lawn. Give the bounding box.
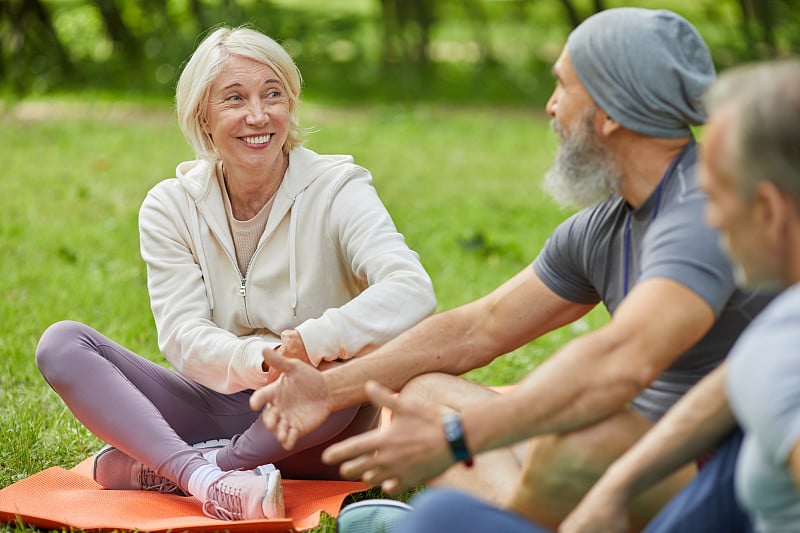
[0,96,609,532]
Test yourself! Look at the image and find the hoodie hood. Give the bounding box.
[174,147,357,315]
[174,147,355,203]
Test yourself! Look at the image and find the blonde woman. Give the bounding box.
[36,26,435,521]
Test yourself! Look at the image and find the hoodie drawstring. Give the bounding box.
[288,190,303,317]
[191,200,215,311]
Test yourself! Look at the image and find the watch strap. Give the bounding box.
[442,413,474,467]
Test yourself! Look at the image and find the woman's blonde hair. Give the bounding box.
[176,26,303,160]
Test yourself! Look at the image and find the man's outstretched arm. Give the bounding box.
[321,278,719,495]
[250,266,594,449]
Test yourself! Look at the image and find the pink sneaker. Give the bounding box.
[92,439,229,495]
[92,445,184,495]
[202,466,285,521]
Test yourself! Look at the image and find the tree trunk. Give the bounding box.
[737,0,757,56]
[93,0,139,59]
[189,0,209,33]
[753,0,776,54]
[464,0,496,65]
[25,0,72,65]
[557,0,582,28]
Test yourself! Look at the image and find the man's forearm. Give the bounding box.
[324,303,501,409]
[462,331,639,454]
[463,278,720,457]
[594,364,736,499]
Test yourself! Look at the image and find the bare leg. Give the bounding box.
[399,373,528,506]
[506,410,696,530]
[400,373,695,530]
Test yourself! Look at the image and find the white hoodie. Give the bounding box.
[139,146,436,394]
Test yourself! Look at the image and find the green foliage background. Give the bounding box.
[4,0,799,105]
[1,0,797,531]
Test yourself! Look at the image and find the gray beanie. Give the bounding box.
[567,8,716,138]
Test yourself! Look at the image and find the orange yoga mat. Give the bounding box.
[0,456,367,532]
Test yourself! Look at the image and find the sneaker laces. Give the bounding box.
[202,472,245,520]
[138,466,183,495]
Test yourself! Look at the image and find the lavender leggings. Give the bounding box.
[35,320,379,492]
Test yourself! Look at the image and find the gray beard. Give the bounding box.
[543,117,621,209]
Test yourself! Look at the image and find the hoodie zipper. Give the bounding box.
[195,202,248,301]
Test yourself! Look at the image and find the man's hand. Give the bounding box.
[558,482,632,533]
[321,381,454,495]
[250,348,332,450]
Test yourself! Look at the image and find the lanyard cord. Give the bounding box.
[622,139,695,297]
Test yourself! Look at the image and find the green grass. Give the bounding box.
[0,97,608,532]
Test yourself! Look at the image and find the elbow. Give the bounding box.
[623,363,662,399]
[420,282,437,317]
[405,272,437,319]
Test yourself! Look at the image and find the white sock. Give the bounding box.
[202,449,220,466]
[187,464,224,502]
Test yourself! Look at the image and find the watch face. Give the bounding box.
[443,413,472,466]
[443,414,460,441]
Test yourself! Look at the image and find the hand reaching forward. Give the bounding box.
[321,381,455,495]
[249,348,333,450]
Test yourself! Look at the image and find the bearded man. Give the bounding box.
[250,8,774,530]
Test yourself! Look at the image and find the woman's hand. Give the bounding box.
[264,329,312,384]
[250,348,333,450]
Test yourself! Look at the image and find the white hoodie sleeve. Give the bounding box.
[139,183,273,394]
[296,169,437,365]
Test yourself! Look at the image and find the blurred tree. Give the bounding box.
[553,0,606,28]
[93,0,139,60]
[377,0,436,74]
[738,0,777,56]
[189,0,209,33]
[0,0,797,101]
[462,0,497,66]
[0,0,71,94]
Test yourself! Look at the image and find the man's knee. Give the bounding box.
[530,410,652,477]
[515,432,604,500]
[401,373,496,408]
[507,410,656,527]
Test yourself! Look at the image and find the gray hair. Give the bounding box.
[176,26,304,160]
[706,59,800,200]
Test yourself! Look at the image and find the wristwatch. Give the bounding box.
[442,413,474,467]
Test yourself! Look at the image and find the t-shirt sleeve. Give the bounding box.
[533,211,601,305]
[639,194,735,316]
[727,306,800,465]
[769,367,800,464]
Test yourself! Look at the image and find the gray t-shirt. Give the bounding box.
[727,283,800,532]
[533,141,774,420]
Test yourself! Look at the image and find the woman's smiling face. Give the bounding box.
[203,54,291,178]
